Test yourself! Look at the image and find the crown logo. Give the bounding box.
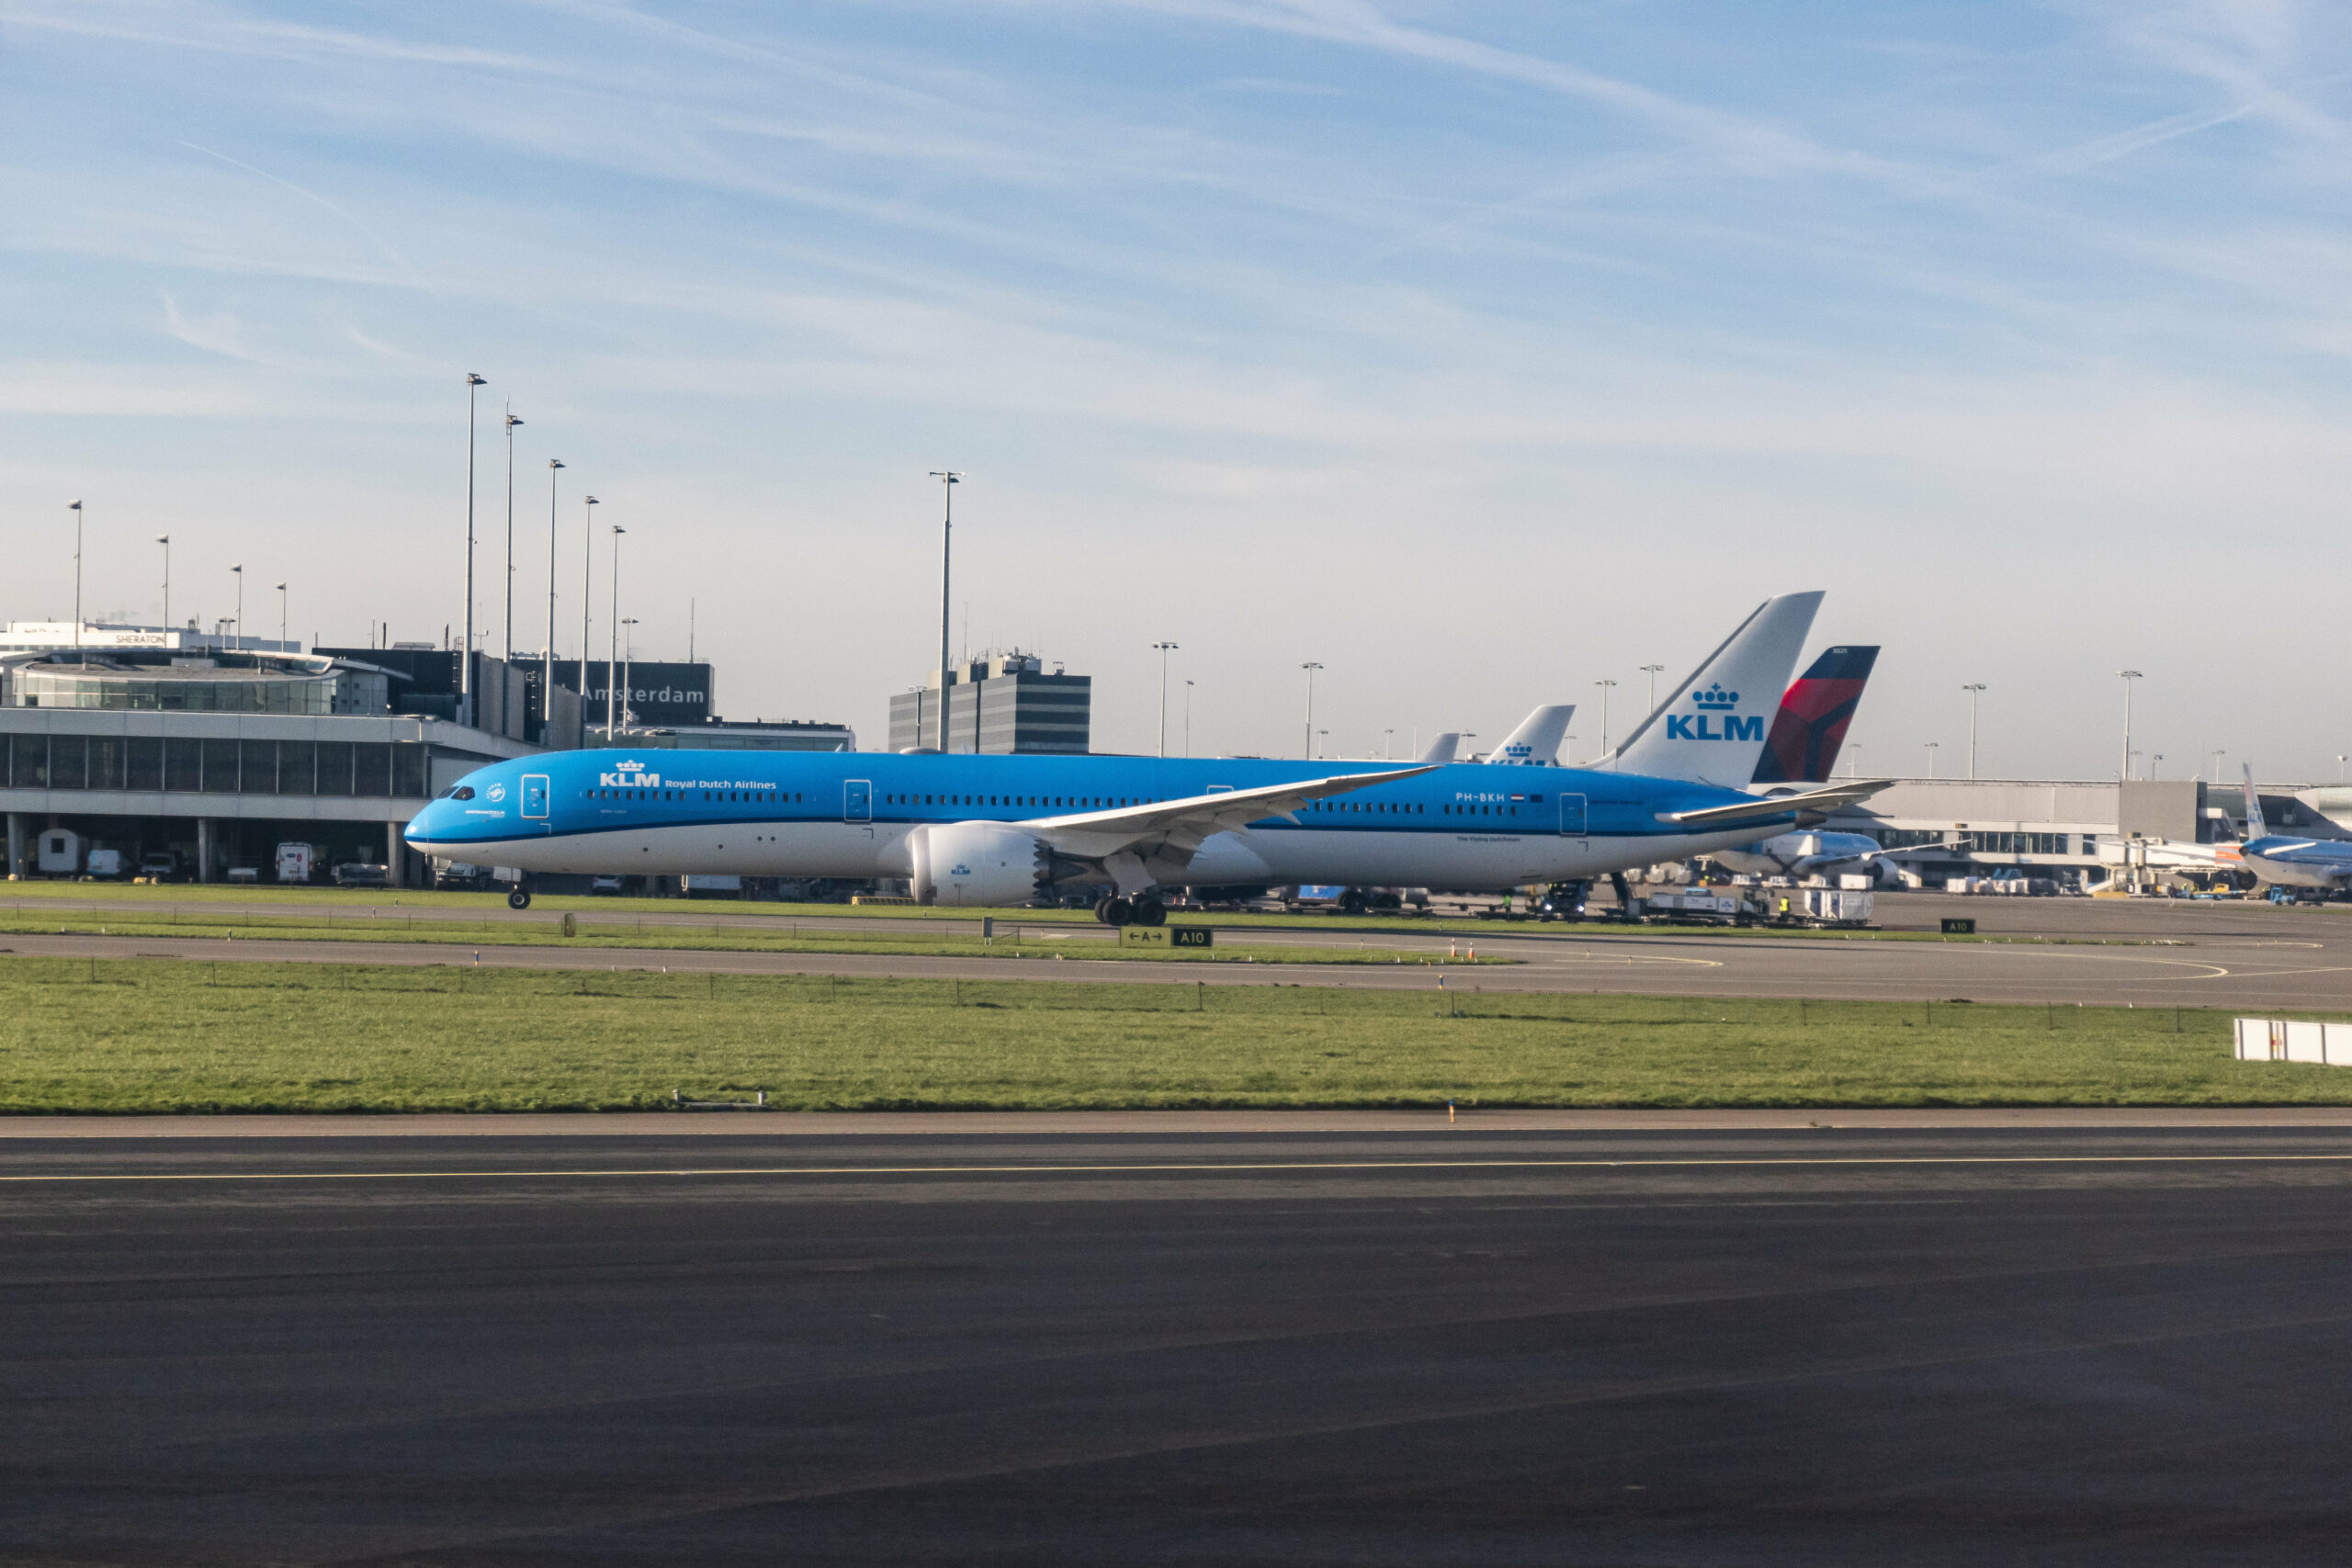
[616,758,644,770]
[1690,683,1739,710]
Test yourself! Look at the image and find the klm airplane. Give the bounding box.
[2228,765,2352,896]
[406,592,1886,921]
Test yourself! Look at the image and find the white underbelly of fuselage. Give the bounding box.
[439,819,1782,890]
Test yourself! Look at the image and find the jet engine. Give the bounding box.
[908,822,1055,908]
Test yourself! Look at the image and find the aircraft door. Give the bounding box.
[1558,794,1588,835]
[521,774,550,819]
[843,780,873,822]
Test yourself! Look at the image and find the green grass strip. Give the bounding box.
[1,955,2342,1113]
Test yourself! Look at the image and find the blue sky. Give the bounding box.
[5,1,2349,777]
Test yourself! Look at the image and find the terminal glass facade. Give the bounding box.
[10,669,340,715]
[4,735,433,797]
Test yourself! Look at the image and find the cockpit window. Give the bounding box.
[451,786,476,801]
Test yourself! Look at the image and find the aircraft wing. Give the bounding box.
[1657,779,1890,830]
[1024,766,1438,859]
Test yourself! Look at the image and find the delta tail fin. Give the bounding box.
[2243,763,2269,840]
[1491,705,1574,766]
[1604,592,1825,788]
[1752,645,1879,784]
[1419,732,1461,764]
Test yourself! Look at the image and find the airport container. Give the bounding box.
[1645,889,1750,923]
[1801,888,1873,926]
[683,874,744,898]
[36,829,84,875]
[1838,874,1873,891]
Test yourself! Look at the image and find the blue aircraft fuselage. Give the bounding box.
[403,748,1805,900]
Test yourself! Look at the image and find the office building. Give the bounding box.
[888,651,1090,754]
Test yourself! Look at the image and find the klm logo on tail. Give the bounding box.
[1666,684,1762,742]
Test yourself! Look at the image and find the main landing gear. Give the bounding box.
[1093,895,1167,928]
[507,880,533,911]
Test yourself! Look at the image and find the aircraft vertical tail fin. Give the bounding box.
[1419,732,1461,764]
[1491,705,1575,766]
[1752,645,1879,784]
[2243,764,2269,840]
[1605,592,1826,787]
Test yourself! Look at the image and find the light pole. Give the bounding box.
[1300,662,1323,761]
[928,471,962,752]
[1183,680,1195,758]
[1383,728,1395,761]
[581,494,597,695]
[1317,728,1329,761]
[461,372,485,725]
[2339,755,2346,785]
[544,459,564,724]
[2152,753,2164,782]
[1594,678,1617,757]
[503,407,522,661]
[1962,683,1986,780]
[230,564,243,647]
[155,535,170,631]
[2211,749,2224,783]
[276,582,288,649]
[67,500,82,649]
[620,617,639,729]
[1153,641,1179,757]
[1925,741,1938,779]
[1640,662,1665,713]
[606,525,626,738]
[2119,670,2143,784]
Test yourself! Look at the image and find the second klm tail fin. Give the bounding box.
[1605,592,1826,788]
[1491,705,1575,766]
[2243,764,2270,840]
[1419,733,1461,764]
[1752,645,1879,785]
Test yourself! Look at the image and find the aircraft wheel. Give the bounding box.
[1135,898,1167,927]
[507,888,532,911]
[1102,897,1134,927]
[1339,890,1367,916]
[1092,897,1114,924]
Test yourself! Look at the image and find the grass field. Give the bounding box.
[1,955,2341,1113]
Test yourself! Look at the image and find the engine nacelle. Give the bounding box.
[909,821,1052,908]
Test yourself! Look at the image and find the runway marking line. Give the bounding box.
[9,1152,2352,1184]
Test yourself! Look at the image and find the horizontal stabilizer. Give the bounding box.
[1657,779,1891,830]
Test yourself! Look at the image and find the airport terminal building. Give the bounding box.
[1815,776,2352,885]
[0,626,542,886]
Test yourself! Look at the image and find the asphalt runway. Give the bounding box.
[8,889,2352,1009]
[8,1122,2352,1564]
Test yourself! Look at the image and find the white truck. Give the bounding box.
[276,842,324,884]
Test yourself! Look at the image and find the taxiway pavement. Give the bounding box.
[6,1122,2352,1563]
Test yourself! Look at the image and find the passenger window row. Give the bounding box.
[582,790,805,803]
